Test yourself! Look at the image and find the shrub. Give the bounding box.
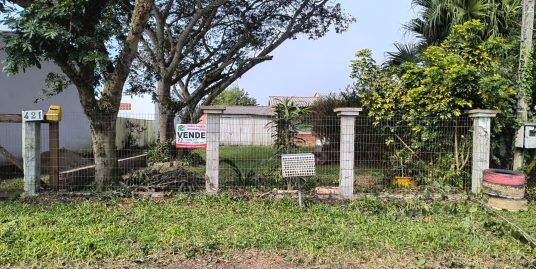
[270,98,311,154]
[147,139,173,163]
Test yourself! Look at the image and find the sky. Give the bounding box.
[235,0,417,105]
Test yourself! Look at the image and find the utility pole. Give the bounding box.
[513,0,535,170]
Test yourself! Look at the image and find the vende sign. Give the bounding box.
[176,124,207,149]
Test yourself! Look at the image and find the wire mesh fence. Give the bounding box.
[353,116,473,192]
[0,120,24,197]
[1,112,476,196]
[217,115,340,191]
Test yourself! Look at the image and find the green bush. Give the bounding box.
[146,139,173,163]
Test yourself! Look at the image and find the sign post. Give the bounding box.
[46,105,62,190]
[22,110,43,196]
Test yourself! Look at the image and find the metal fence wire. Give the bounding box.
[0,113,474,195]
[0,121,24,197]
[353,116,473,192]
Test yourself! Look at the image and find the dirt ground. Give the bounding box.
[89,250,533,269]
[40,148,93,173]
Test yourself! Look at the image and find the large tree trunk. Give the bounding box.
[157,79,175,141]
[89,114,118,192]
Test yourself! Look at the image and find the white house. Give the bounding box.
[0,35,92,166]
[0,35,156,166]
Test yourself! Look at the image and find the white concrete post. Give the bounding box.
[334,108,362,198]
[468,109,499,194]
[22,121,41,196]
[201,106,225,193]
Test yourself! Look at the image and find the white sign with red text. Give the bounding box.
[176,124,207,149]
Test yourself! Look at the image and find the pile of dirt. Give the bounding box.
[123,166,204,192]
[41,148,93,173]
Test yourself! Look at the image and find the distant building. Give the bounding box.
[199,106,274,146]
[267,93,321,107]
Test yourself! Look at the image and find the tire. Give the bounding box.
[482,181,525,199]
[482,169,525,187]
[487,197,527,212]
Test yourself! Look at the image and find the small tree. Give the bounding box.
[271,98,310,155]
[212,86,256,106]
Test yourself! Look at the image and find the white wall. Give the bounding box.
[0,41,92,165]
[220,115,274,146]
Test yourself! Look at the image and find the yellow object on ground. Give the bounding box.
[392,176,417,188]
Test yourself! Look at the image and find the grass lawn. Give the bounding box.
[0,176,50,192]
[190,145,361,190]
[0,195,534,268]
[0,177,23,190]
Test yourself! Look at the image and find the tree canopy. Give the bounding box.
[355,21,516,125]
[212,86,256,106]
[130,0,354,140]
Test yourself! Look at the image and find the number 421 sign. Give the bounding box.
[22,110,44,122]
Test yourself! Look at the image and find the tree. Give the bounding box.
[132,0,354,141]
[353,21,518,172]
[271,98,311,155]
[2,0,154,191]
[387,0,522,68]
[357,21,516,124]
[406,0,521,46]
[310,86,361,163]
[212,86,256,106]
[384,42,422,67]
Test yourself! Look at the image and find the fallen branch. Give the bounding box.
[0,145,23,170]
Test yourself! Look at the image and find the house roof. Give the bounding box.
[268,96,319,107]
[223,106,273,116]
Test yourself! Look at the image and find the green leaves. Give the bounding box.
[270,98,311,154]
[353,20,515,125]
[212,86,257,106]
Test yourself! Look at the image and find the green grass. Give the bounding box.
[0,177,23,190]
[189,146,343,190]
[0,196,534,268]
[0,176,50,191]
[502,187,536,237]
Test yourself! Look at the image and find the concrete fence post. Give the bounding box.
[201,106,225,193]
[22,121,41,196]
[468,109,499,194]
[334,108,362,198]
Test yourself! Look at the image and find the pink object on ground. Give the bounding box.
[483,169,525,187]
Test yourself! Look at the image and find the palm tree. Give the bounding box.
[407,0,521,45]
[384,42,422,67]
[270,98,311,154]
[385,0,521,67]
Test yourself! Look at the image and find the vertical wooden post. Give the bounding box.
[201,106,225,193]
[23,121,41,196]
[468,109,499,194]
[49,122,60,189]
[514,0,535,170]
[334,108,362,198]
